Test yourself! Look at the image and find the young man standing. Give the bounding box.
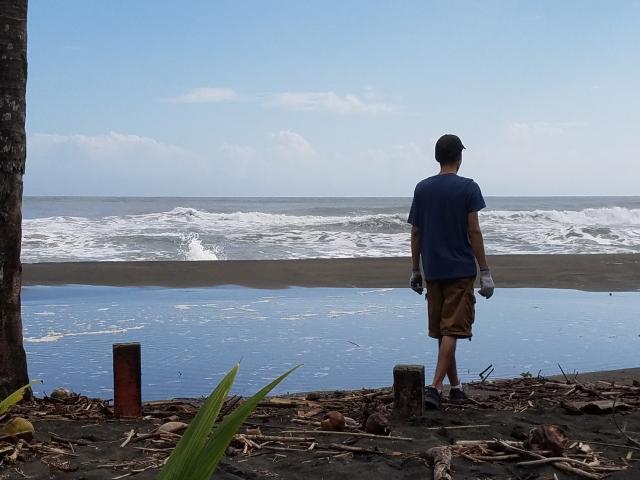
[407,134,494,409]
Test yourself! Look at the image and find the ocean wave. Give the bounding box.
[486,207,640,226]
[21,206,640,261]
[178,232,221,261]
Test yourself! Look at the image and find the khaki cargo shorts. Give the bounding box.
[426,277,476,339]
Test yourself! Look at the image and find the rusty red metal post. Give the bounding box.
[113,343,142,418]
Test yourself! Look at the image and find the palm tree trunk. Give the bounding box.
[0,0,30,399]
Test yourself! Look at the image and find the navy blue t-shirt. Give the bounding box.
[407,174,486,281]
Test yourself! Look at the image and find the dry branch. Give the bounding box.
[425,446,453,480]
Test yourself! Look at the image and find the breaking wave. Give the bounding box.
[21,205,640,262]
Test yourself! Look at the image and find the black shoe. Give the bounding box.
[448,387,469,402]
[424,386,442,410]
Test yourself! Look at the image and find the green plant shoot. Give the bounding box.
[159,364,299,480]
[0,380,42,416]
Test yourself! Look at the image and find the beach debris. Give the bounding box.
[0,417,35,442]
[557,363,572,383]
[320,411,346,431]
[344,416,359,429]
[479,364,494,383]
[523,424,568,456]
[364,412,390,436]
[424,446,453,480]
[4,439,26,464]
[452,438,625,479]
[245,427,262,436]
[50,387,76,401]
[0,377,636,478]
[158,421,188,435]
[279,429,413,441]
[45,456,79,472]
[576,442,593,454]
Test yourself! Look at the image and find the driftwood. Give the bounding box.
[237,434,315,443]
[278,429,413,441]
[425,446,453,480]
[497,439,606,479]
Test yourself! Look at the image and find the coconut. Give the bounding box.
[524,424,568,455]
[364,412,391,436]
[1,417,35,442]
[50,387,74,401]
[320,411,346,431]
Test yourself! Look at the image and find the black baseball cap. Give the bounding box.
[435,134,465,164]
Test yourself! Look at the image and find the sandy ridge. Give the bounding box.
[22,253,640,291]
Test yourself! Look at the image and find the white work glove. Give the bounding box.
[410,269,424,295]
[479,268,494,299]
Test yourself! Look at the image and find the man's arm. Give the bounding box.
[411,225,421,271]
[468,212,494,298]
[410,225,423,294]
[467,212,488,269]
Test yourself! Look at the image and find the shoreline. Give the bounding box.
[23,253,640,291]
[277,367,640,398]
[548,366,640,385]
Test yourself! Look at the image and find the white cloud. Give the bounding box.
[267,91,399,115]
[220,143,256,161]
[26,132,210,195]
[269,130,316,158]
[457,119,635,196]
[507,121,587,144]
[162,87,239,104]
[30,131,191,156]
[161,87,400,115]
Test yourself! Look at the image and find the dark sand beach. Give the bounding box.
[23,253,640,291]
[2,369,639,479]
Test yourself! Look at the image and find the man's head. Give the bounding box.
[435,134,465,167]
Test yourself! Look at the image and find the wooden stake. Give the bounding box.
[393,364,425,418]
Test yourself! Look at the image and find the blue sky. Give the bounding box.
[25,1,640,196]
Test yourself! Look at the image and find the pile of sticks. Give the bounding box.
[463,377,640,413]
[11,394,115,422]
[424,438,632,480]
[0,434,94,473]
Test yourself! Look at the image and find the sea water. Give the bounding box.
[22,286,640,400]
[22,196,640,262]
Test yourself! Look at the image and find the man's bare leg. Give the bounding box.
[431,335,457,390]
[447,348,460,387]
[436,338,461,387]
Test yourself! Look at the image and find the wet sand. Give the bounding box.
[23,253,640,291]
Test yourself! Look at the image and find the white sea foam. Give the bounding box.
[24,325,145,343]
[21,205,640,261]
